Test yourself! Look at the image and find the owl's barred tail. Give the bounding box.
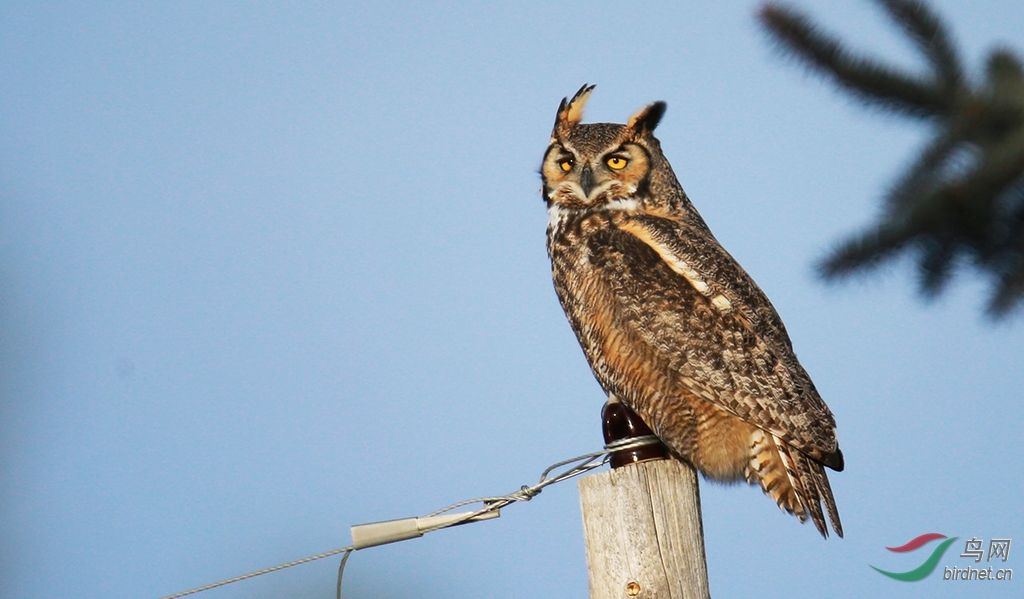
[785,441,843,538]
[810,454,843,538]
[745,430,803,519]
[746,431,843,538]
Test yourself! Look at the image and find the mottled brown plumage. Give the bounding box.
[541,85,843,538]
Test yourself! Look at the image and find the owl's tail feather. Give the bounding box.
[745,430,807,521]
[746,431,843,538]
[808,453,844,538]
[780,436,843,538]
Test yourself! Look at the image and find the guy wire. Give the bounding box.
[156,435,661,599]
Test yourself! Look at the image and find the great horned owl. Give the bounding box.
[541,85,843,538]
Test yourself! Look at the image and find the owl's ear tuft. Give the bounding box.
[552,84,595,140]
[627,101,666,137]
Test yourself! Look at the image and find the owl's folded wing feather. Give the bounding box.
[610,212,843,470]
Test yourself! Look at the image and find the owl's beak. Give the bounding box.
[580,165,594,197]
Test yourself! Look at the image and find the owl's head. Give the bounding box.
[541,84,674,211]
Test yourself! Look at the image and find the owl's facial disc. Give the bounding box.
[542,141,649,209]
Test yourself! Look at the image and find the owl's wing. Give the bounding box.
[610,212,842,469]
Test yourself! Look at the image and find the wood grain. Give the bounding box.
[578,459,710,599]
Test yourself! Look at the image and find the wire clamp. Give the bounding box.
[350,510,500,550]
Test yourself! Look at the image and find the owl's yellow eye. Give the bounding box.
[559,159,574,172]
[607,156,628,170]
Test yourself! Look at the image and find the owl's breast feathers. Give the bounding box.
[547,207,843,472]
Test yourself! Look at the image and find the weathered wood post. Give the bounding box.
[578,401,711,599]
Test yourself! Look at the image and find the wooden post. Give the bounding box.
[578,401,710,599]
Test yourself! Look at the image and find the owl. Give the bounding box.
[541,85,843,538]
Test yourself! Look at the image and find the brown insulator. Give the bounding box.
[602,400,669,469]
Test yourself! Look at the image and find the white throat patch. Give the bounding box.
[547,198,640,231]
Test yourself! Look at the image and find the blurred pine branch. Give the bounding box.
[759,0,1024,318]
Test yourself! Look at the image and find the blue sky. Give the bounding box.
[1,1,1021,598]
